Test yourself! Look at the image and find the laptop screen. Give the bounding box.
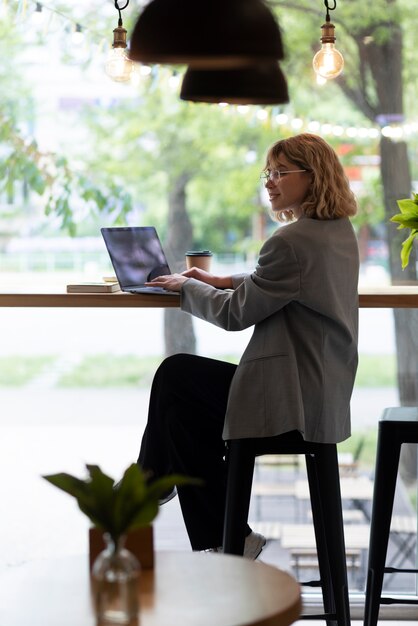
[101,227,171,289]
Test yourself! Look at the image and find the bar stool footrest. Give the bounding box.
[384,566,418,574]
[380,595,418,605]
[300,613,337,620]
[301,579,322,587]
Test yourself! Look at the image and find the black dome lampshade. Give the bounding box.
[179,63,289,105]
[129,0,284,68]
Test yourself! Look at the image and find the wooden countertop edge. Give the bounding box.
[359,287,418,309]
[0,292,181,307]
[1,287,418,307]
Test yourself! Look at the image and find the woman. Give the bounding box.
[137,133,359,558]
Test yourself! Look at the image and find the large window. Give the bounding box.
[2,0,418,612]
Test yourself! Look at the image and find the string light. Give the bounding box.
[312,0,344,80]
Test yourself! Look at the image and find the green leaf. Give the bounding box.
[390,215,418,229]
[43,463,201,542]
[397,198,418,213]
[400,230,418,270]
[43,471,113,531]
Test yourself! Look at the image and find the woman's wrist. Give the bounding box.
[214,276,233,289]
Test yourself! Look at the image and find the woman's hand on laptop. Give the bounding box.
[146,270,233,291]
[145,273,189,292]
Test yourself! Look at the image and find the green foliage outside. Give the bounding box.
[58,354,162,388]
[0,355,56,386]
[6,1,416,250]
[57,353,240,388]
[79,77,276,253]
[0,353,396,388]
[356,354,397,387]
[56,353,397,389]
[337,430,378,471]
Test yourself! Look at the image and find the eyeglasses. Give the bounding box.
[260,169,307,182]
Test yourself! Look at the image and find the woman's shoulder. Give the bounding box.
[277,216,353,237]
[267,217,356,254]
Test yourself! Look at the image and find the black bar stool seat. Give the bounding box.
[223,431,351,626]
[364,406,418,626]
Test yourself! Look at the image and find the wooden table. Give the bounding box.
[0,551,301,626]
[1,284,418,307]
[280,523,371,552]
[280,524,370,587]
[295,476,374,520]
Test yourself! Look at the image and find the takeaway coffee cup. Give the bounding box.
[185,250,213,271]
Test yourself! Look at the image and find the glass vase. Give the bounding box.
[92,533,140,625]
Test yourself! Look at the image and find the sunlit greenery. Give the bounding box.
[57,354,162,388]
[0,355,56,386]
[0,352,396,388]
[6,0,417,249]
[356,354,397,387]
[337,429,378,471]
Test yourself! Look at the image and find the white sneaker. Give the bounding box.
[201,546,222,553]
[243,532,266,560]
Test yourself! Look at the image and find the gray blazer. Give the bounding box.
[181,216,359,443]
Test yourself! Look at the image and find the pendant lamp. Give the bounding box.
[312,0,344,80]
[129,0,284,68]
[180,63,289,105]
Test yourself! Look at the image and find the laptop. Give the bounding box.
[101,226,179,295]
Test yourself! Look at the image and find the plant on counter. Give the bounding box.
[390,193,418,269]
[43,463,199,546]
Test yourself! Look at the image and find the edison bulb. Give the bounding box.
[313,43,344,80]
[105,48,134,83]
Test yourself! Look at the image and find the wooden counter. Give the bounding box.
[358,285,418,308]
[0,291,180,308]
[1,285,418,308]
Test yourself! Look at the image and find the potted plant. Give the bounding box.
[43,463,198,625]
[390,192,418,269]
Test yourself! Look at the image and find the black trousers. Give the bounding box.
[137,353,251,550]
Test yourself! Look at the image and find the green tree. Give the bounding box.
[81,71,274,354]
[0,4,133,241]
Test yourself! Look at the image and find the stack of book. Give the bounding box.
[66,279,120,293]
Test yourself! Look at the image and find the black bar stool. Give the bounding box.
[223,432,350,626]
[364,406,418,626]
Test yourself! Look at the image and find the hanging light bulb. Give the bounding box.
[105,0,134,83]
[312,0,344,80]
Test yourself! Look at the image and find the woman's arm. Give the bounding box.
[180,234,301,331]
[145,268,234,291]
[182,268,233,289]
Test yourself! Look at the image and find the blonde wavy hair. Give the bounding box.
[264,133,358,222]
